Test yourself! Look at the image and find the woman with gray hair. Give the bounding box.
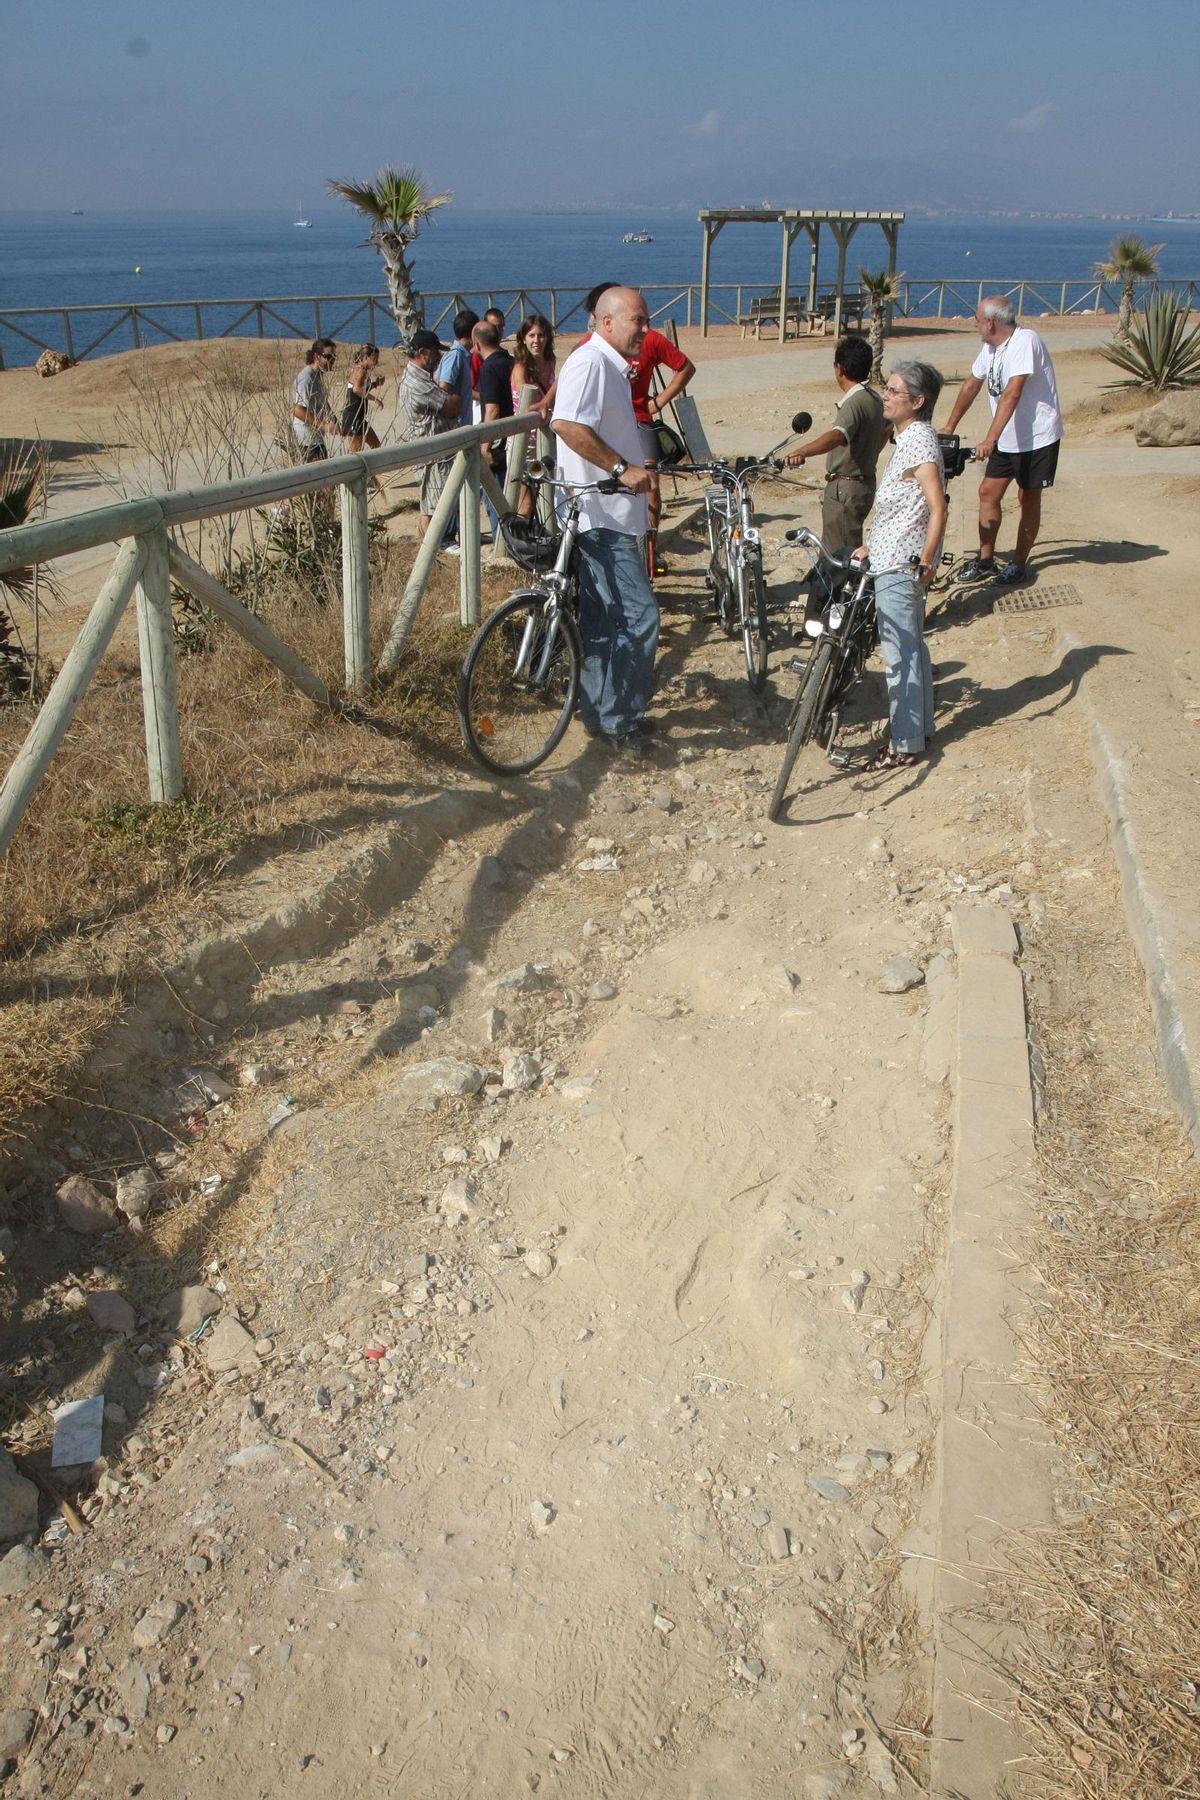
[855,359,947,770]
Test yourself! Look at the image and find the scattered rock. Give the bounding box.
[653,1613,675,1634]
[131,1599,185,1650]
[0,1708,35,1760]
[878,956,924,995]
[490,963,549,994]
[158,1284,222,1337]
[764,1523,790,1561]
[807,1475,851,1504]
[858,1524,888,1560]
[734,1655,765,1683]
[1136,388,1200,448]
[201,1317,260,1375]
[502,1052,542,1092]
[55,1174,115,1235]
[646,784,674,812]
[398,1059,485,1102]
[0,1451,39,1543]
[523,1250,555,1280]
[481,1007,507,1045]
[688,860,718,886]
[239,1062,279,1087]
[86,1290,136,1335]
[35,348,73,377]
[586,979,617,1002]
[477,1135,506,1163]
[842,1283,866,1316]
[438,1177,478,1226]
[115,1167,157,1223]
[156,1723,178,1745]
[557,1075,597,1101]
[530,1500,556,1530]
[117,1658,152,1724]
[0,1543,41,1596]
[892,1449,921,1477]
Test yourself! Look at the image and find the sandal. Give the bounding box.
[868,746,921,772]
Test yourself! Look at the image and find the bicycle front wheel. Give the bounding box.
[458,591,582,777]
[740,551,769,692]
[768,640,835,823]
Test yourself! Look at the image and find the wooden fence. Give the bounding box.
[0,407,549,858]
[5,278,1198,367]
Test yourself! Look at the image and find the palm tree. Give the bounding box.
[1,444,55,698]
[858,268,905,385]
[1093,235,1164,342]
[327,165,452,343]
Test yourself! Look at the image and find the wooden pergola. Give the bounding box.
[697,207,904,340]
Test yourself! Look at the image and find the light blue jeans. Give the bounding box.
[873,570,933,755]
[575,528,660,737]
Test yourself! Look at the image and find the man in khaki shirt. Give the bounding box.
[786,335,886,552]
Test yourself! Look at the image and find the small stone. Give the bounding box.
[439,1177,478,1226]
[399,1059,485,1100]
[788,1264,817,1281]
[530,1500,556,1530]
[86,1290,136,1335]
[749,1507,771,1528]
[523,1250,555,1280]
[892,1450,921,1477]
[158,1285,222,1337]
[202,1317,260,1375]
[807,1475,851,1504]
[0,1709,36,1760]
[866,1449,893,1472]
[441,1144,469,1165]
[183,1554,210,1576]
[647,784,674,812]
[688,860,717,886]
[0,1450,39,1542]
[115,1167,157,1222]
[239,1062,278,1087]
[842,1284,866,1315]
[156,1723,178,1745]
[867,1359,885,1382]
[653,1613,675,1634]
[878,956,924,995]
[502,1052,542,1092]
[490,963,548,994]
[764,1524,790,1561]
[586,979,617,1002]
[0,1543,41,1596]
[734,1656,765,1683]
[868,1398,888,1415]
[225,1444,281,1475]
[477,1135,506,1164]
[481,1007,507,1045]
[557,1075,597,1102]
[55,1174,116,1235]
[858,1524,888,1560]
[131,1599,185,1650]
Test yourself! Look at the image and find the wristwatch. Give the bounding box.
[610,460,628,478]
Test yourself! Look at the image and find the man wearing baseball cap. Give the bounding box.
[400,329,461,537]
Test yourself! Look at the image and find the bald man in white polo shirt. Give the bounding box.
[552,286,657,759]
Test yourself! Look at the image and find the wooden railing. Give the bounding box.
[6,278,1196,367]
[0,410,548,857]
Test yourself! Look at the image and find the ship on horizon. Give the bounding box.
[1152,211,1200,224]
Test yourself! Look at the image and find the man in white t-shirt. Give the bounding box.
[551,286,657,759]
[941,294,1063,587]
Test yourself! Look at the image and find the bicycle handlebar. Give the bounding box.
[783,526,920,580]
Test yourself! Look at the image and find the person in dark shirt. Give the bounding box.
[476,321,516,485]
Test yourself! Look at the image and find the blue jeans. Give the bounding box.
[874,570,933,755]
[575,528,659,737]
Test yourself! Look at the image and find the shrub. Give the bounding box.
[1100,293,1200,391]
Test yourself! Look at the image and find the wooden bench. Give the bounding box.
[738,291,867,339]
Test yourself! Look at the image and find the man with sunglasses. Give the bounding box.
[291,338,342,462]
[941,295,1063,587]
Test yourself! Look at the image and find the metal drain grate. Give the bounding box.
[993,583,1083,614]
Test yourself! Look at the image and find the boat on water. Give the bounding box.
[622,229,653,244]
[294,206,312,229]
[1152,212,1200,224]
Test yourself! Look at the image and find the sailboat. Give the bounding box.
[294,204,312,229]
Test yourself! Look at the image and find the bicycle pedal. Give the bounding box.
[827,748,852,769]
[786,657,808,675]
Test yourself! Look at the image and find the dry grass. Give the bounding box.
[997,907,1200,1796]
[0,538,511,1143]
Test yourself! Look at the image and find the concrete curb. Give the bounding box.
[929,904,1053,1798]
[1085,714,1200,1156]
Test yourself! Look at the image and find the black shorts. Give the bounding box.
[984,440,1060,489]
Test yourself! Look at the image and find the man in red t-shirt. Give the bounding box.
[630,328,695,578]
[579,283,696,579]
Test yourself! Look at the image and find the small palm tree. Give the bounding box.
[327,164,452,342]
[858,268,905,385]
[1093,235,1164,341]
[1,445,56,699]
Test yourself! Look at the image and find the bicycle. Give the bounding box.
[767,432,975,821]
[682,409,811,694]
[457,472,618,778]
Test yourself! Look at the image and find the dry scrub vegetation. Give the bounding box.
[0,531,501,1143]
[1009,909,1200,1795]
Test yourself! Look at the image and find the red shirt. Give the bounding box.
[577,326,690,423]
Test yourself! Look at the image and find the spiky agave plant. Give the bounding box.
[327,164,452,342]
[1100,292,1200,391]
[0,444,57,700]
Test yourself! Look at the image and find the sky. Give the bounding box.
[5,0,1199,216]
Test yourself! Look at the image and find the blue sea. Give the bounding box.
[2,207,1198,367]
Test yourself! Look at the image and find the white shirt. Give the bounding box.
[868,422,944,569]
[552,333,648,535]
[972,325,1063,453]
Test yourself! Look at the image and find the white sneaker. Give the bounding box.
[440,543,462,558]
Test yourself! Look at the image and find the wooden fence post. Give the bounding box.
[377,454,469,675]
[133,523,184,803]
[340,472,370,693]
[0,537,146,859]
[459,445,482,628]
